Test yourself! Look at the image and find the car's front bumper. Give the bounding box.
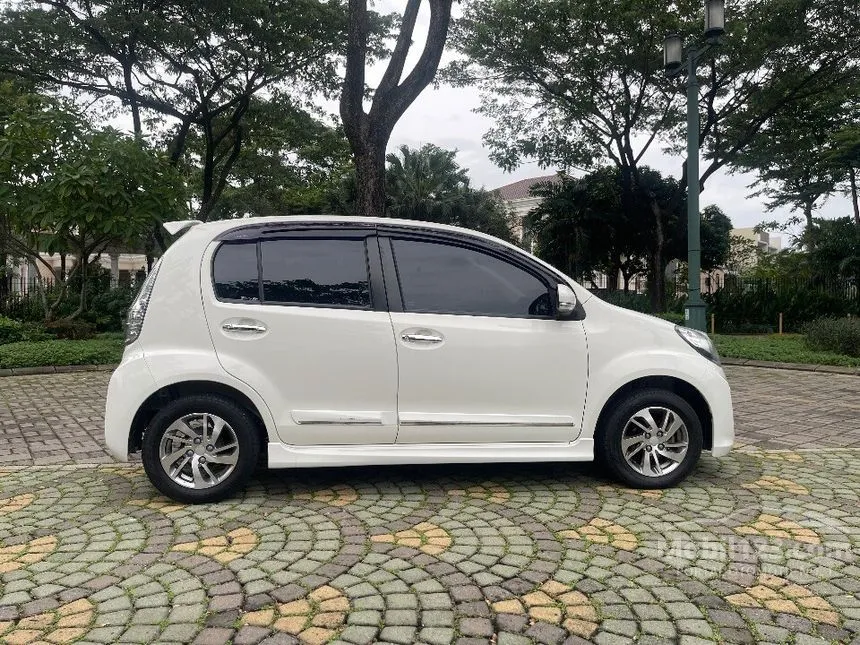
[708,367,734,457]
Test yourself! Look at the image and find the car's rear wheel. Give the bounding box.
[597,388,702,488]
[142,395,260,503]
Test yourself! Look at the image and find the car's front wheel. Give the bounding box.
[141,395,260,503]
[597,388,703,488]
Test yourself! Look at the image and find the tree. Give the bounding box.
[725,234,758,275]
[0,88,185,319]
[733,90,850,231]
[527,168,649,290]
[700,205,732,272]
[199,98,353,220]
[828,124,860,226]
[449,0,859,310]
[805,217,860,281]
[0,0,348,224]
[385,144,514,241]
[340,0,454,217]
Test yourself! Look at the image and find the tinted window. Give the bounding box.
[261,239,370,308]
[213,243,259,301]
[392,239,551,317]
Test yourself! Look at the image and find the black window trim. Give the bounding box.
[211,229,385,312]
[210,221,584,320]
[381,231,558,320]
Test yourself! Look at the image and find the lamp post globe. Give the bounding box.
[663,34,683,75]
[705,0,726,40]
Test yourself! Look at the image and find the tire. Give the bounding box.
[596,388,702,489]
[142,395,260,503]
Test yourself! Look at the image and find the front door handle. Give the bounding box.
[222,320,267,334]
[401,332,443,343]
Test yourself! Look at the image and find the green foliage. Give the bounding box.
[44,319,95,340]
[700,206,733,272]
[527,168,649,285]
[0,316,50,345]
[732,85,854,229]
[804,217,860,280]
[0,86,185,319]
[725,234,759,274]
[384,145,515,242]
[0,336,123,369]
[527,166,731,305]
[81,288,137,332]
[190,96,353,220]
[0,0,354,220]
[600,291,651,313]
[653,312,685,325]
[713,334,860,367]
[705,278,858,333]
[804,317,860,358]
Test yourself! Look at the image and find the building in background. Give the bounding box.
[732,227,782,255]
[493,174,562,248]
[6,251,150,294]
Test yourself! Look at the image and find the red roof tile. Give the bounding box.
[492,174,563,200]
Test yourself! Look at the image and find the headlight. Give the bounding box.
[125,259,162,345]
[675,325,720,364]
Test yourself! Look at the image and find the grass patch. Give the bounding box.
[0,334,124,369]
[713,333,860,368]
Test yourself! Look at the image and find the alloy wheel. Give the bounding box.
[158,413,240,489]
[620,406,690,477]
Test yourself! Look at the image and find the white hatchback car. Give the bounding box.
[105,216,733,503]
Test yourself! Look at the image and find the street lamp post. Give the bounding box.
[663,0,726,332]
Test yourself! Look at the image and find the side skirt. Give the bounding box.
[267,439,595,469]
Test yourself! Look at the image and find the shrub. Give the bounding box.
[653,312,685,325]
[0,316,51,345]
[82,287,136,332]
[0,337,123,369]
[601,291,651,312]
[45,319,95,340]
[803,317,860,357]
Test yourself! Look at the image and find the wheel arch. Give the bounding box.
[594,375,713,451]
[129,380,270,456]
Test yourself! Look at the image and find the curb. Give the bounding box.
[0,364,117,377]
[721,357,860,376]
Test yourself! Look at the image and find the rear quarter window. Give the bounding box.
[213,242,259,301]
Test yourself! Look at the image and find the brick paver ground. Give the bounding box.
[1,366,858,465]
[0,366,857,644]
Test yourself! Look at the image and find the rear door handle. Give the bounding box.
[222,320,267,334]
[401,332,443,343]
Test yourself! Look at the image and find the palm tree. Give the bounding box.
[385,144,514,241]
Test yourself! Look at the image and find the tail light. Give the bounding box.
[125,259,163,345]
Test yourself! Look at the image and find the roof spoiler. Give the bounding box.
[163,219,202,236]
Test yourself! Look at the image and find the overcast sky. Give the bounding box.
[370,1,852,246]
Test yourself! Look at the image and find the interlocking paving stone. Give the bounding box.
[0,366,856,642]
[0,365,858,464]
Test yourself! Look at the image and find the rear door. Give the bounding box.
[382,233,588,444]
[202,227,398,445]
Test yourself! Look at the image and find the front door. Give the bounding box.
[202,230,398,445]
[384,236,588,444]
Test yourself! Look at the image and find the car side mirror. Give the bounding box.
[556,284,577,319]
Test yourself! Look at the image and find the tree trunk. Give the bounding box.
[606,263,620,292]
[648,199,666,313]
[850,166,859,227]
[60,253,66,281]
[77,255,87,318]
[340,0,453,220]
[803,200,814,231]
[648,251,666,313]
[353,141,387,217]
